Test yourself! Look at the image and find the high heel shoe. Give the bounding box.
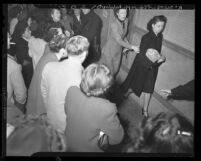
[142,109,149,118]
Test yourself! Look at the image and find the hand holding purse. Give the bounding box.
[146,48,161,63]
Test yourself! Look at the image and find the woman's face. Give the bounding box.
[116,9,127,21]
[152,21,165,35]
[51,9,61,22]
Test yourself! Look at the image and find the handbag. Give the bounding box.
[145,48,161,63]
[97,131,109,151]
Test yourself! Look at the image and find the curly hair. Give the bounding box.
[80,63,114,97]
[123,112,194,153]
[7,114,66,156]
[48,33,68,53]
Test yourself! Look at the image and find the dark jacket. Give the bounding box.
[65,86,124,152]
[80,10,103,67]
[71,14,83,36]
[169,80,194,101]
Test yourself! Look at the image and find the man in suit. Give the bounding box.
[41,35,89,133]
[71,9,83,36]
[80,9,103,68]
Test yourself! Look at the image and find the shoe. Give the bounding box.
[142,109,149,118]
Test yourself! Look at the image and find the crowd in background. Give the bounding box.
[6,4,194,155]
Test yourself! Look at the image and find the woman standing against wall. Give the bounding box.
[100,9,139,78]
[121,15,167,118]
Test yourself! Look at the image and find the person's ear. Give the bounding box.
[152,24,155,29]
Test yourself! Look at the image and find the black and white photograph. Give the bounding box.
[2,4,194,157]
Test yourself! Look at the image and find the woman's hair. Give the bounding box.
[80,63,114,97]
[43,27,61,43]
[31,21,47,39]
[48,34,68,53]
[65,35,89,57]
[123,112,194,153]
[147,15,167,33]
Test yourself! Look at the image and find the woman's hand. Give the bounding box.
[157,55,166,63]
[159,89,172,99]
[131,45,140,53]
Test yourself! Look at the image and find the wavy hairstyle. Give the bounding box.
[48,34,68,53]
[123,112,194,153]
[65,35,89,57]
[147,15,167,33]
[80,63,114,97]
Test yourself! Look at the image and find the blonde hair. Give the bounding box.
[65,35,89,57]
[80,63,114,97]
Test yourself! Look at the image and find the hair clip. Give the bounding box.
[177,130,192,136]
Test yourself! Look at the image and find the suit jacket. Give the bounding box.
[41,58,83,133]
[65,86,124,152]
[26,45,58,116]
[81,10,103,67]
[100,17,129,75]
[80,10,102,44]
[15,37,32,65]
[71,14,82,36]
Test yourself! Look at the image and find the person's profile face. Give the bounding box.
[81,9,90,15]
[51,9,61,22]
[116,9,127,21]
[152,21,165,35]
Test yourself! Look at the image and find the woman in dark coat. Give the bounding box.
[121,15,167,117]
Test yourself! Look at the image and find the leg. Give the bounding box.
[141,92,151,117]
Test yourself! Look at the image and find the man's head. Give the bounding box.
[65,35,89,63]
[81,9,91,15]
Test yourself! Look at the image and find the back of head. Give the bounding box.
[31,21,47,39]
[48,34,68,53]
[123,112,194,153]
[80,63,114,97]
[43,27,62,43]
[65,35,89,57]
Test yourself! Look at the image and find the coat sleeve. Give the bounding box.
[40,65,49,107]
[111,22,132,49]
[100,105,124,145]
[170,80,194,101]
[11,65,27,104]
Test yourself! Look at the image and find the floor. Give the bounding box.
[105,84,144,152]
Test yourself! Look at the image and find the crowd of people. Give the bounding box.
[6,4,194,155]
